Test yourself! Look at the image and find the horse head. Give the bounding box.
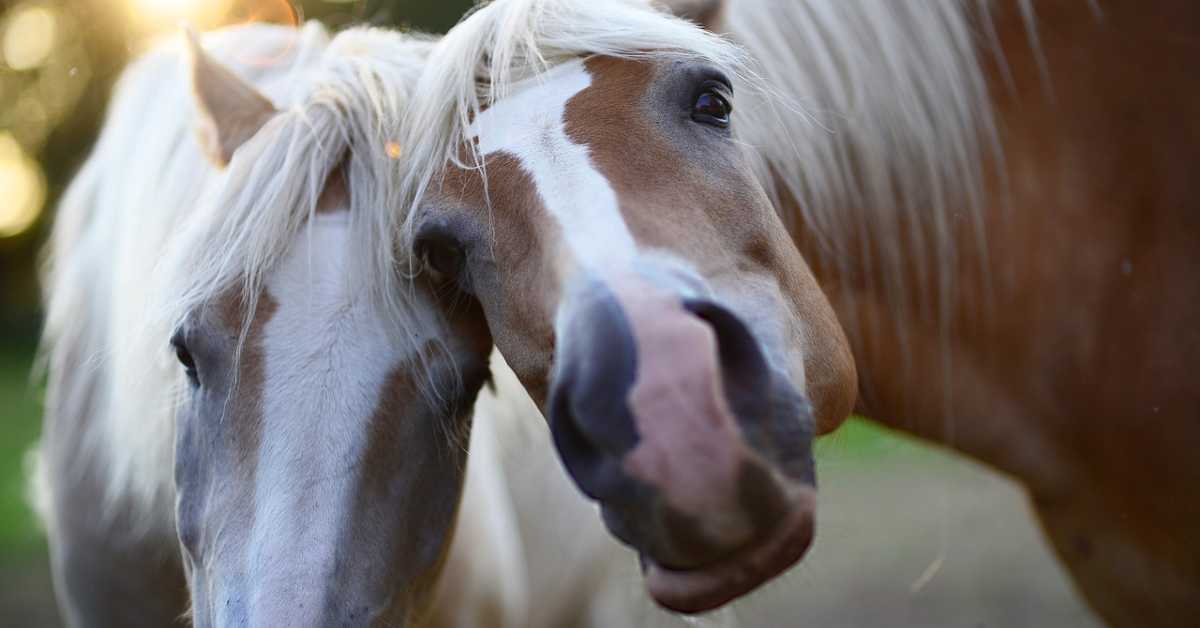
[167,29,491,626]
[403,0,856,613]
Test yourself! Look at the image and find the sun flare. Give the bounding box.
[129,0,236,30]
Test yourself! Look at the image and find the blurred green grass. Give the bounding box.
[0,341,45,562]
[814,414,928,462]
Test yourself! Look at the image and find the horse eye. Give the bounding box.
[692,90,731,127]
[170,332,199,386]
[417,232,465,282]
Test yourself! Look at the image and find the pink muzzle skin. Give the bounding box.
[605,275,818,613]
[615,277,760,550]
[548,271,818,614]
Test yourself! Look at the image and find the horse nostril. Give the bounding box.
[549,379,621,499]
[550,377,656,511]
[548,280,643,502]
[682,298,773,422]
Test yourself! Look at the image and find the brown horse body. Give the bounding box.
[393,0,1197,620]
[702,1,1200,623]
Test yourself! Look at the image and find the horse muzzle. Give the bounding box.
[549,271,817,613]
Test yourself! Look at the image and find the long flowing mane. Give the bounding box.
[719,0,1005,330]
[37,22,435,531]
[396,0,751,239]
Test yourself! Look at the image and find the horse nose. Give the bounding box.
[549,274,813,571]
[548,278,644,504]
[682,297,774,423]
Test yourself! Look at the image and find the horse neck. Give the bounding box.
[709,1,1059,477]
[724,0,1200,496]
[717,1,996,329]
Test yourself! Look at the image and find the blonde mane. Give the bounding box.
[719,0,1008,335]
[395,0,751,240]
[38,22,436,533]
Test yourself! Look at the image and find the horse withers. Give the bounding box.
[398,0,856,613]
[34,24,491,627]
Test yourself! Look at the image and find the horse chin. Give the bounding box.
[640,487,816,614]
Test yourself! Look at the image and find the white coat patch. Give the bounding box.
[244,214,408,601]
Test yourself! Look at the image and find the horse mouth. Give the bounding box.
[641,487,816,614]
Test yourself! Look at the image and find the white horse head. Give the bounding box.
[37,23,491,627]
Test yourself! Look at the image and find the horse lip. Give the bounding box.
[641,487,816,614]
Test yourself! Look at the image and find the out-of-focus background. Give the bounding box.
[0,1,1101,626]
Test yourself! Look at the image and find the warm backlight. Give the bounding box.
[0,133,46,238]
[130,0,236,29]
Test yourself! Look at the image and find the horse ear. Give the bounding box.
[183,27,277,167]
[656,0,724,30]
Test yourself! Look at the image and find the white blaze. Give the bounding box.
[243,212,410,614]
[470,59,637,273]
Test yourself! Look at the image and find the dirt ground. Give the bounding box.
[0,555,59,628]
[730,444,1101,627]
[0,434,1101,628]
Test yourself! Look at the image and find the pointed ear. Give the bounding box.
[656,0,724,30]
[183,27,277,167]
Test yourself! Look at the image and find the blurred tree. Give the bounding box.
[363,0,473,32]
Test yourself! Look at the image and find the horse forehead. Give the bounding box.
[470,59,639,273]
[242,219,417,565]
[259,217,412,410]
[470,59,593,154]
[194,219,380,497]
[267,214,354,297]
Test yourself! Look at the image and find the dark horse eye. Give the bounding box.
[692,89,732,127]
[170,332,199,386]
[416,231,466,282]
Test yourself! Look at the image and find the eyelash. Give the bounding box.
[171,332,200,387]
[692,80,733,127]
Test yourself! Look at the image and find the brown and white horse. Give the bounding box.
[401,0,853,614]
[34,23,492,627]
[400,0,1200,623]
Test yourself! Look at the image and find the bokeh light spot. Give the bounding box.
[3,4,59,71]
[0,133,47,238]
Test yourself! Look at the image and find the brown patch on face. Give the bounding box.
[563,56,856,432]
[360,360,427,621]
[340,289,489,625]
[176,287,278,565]
[563,57,758,258]
[346,345,476,626]
[315,164,349,214]
[214,288,279,476]
[435,154,563,406]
